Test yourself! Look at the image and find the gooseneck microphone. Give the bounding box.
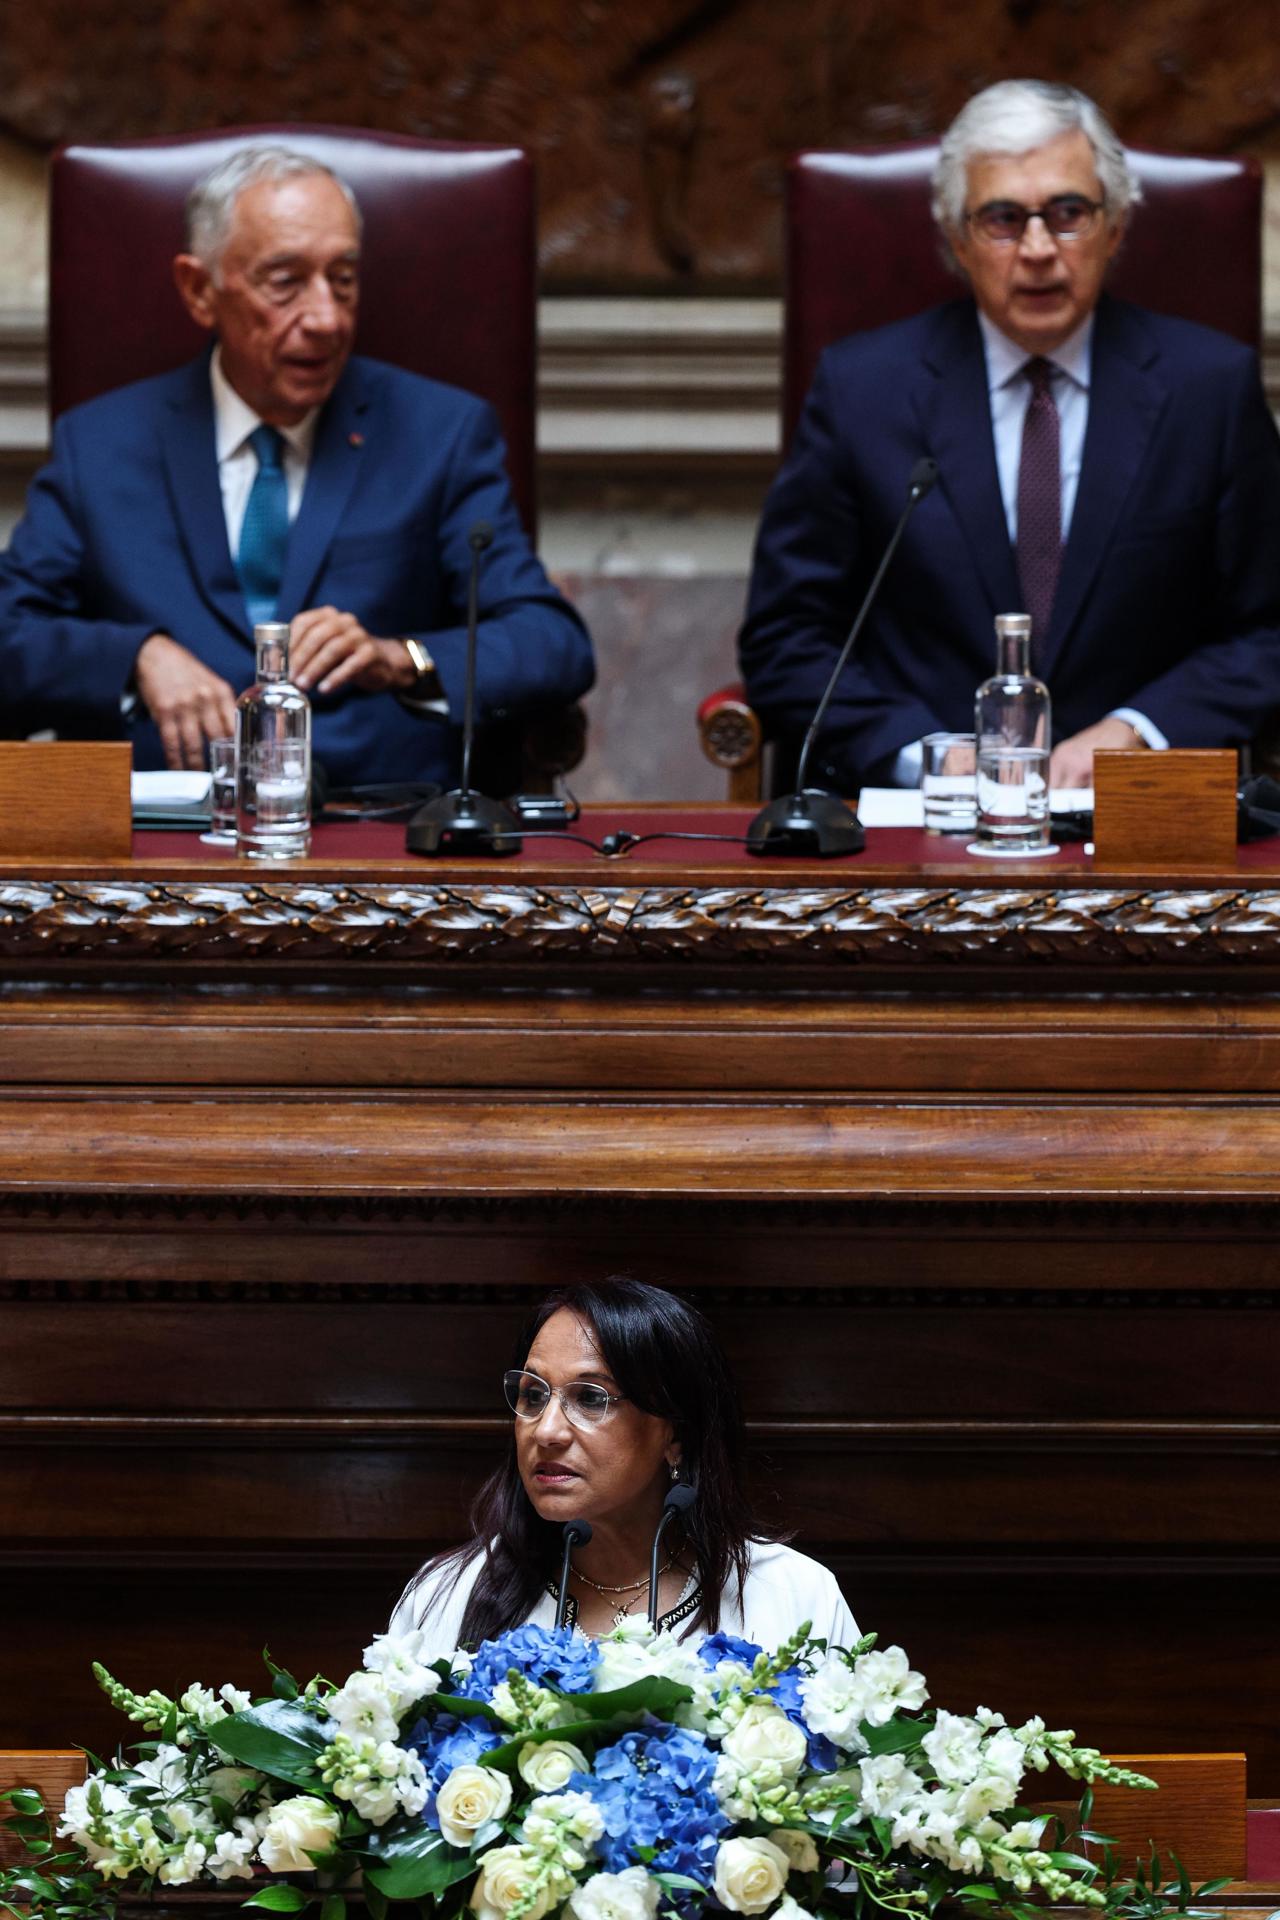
[648,1480,697,1630]
[406,520,521,856]
[555,1517,593,1630]
[747,457,939,857]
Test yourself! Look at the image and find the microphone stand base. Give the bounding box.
[746,789,865,858]
[406,790,522,857]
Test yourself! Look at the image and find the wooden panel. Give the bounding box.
[0,1751,85,1867]
[0,743,131,859]
[1087,1753,1247,1881]
[1094,750,1238,867]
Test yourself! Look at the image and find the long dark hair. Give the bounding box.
[404,1277,768,1646]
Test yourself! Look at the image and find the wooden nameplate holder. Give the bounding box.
[0,741,132,859]
[1092,749,1237,867]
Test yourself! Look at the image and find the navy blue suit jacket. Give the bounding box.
[740,295,1280,788]
[0,353,594,785]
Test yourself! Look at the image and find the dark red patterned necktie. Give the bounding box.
[1015,357,1061,659]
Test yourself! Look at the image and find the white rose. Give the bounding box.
[713,1836,790,1914]
[722,1701,808,1778]
[437,1765,514,1849]
[767,1830,820,1874]
[517,1739,589,1794]
[775,1897,820,1920]
[567,1866,661,1920]
[256,1794,342,1872]
[471,1844,554,1920]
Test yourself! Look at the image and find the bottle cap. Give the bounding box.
[994,614,1032,639]
[253,622,291,643]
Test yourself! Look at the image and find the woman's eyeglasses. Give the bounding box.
[503,1368,627,1430]
[965,194,1105,245]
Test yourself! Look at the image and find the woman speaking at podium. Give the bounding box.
[389,1276,857,1650]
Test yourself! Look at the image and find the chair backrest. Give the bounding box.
[785,144,1262,445]
[50,126,538,533]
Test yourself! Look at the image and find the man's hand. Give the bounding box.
[1049,717,1145,791]
[289,607,416,697]
[134,633,238,771]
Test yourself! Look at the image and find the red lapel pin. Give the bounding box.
[348,431,364,447]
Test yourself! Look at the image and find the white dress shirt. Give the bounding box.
[889,311,1164,786]
[210,349,317,552]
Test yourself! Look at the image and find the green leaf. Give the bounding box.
[559,1676,694,1720]
[861,1715,930,1758]
[430,1692,508,1723]
[263,1648,301,1703]
[243,1884,312,1912]
[363,1881,389,1920]
[650,1874,706,1895]
[318,1893,346,1920]
[364,1827,478,1902]
[2,1792,43,1817]
[208,1699,331,1785]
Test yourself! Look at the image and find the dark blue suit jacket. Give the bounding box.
[0,353,594,785]
[740,295,1280,787]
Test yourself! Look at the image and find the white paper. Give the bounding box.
[857,784,1093,827]
[131,772,211,811]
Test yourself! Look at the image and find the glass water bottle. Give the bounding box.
[235,622,312,861]
[974,613,1052,853]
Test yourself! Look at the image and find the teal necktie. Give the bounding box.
[236,424,289,629]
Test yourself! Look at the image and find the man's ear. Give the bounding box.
[173,253,217,331]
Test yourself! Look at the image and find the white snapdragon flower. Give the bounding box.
[567,1867,660,1920]
[326,1670,400,1745]
[257,1795,342,1872]
[518,1740,589,1794]
[131,1745,189,1795]
[436,1765,514,1849]
[954,1773,1019,1824]
[713,1836,790,1914]
[922,1710,985,1787]
[58,1778,133,1862]
[981,1729,1026,1787]
[767,1830,820,1873]
[362,1629,443,1717]
[796,1657,870,1753]
[205,1764,263,1806]
[523,1790,605,1847]
[206,1824,258,1882]
[850,1647,928,1727]
[857,1753,926,1817]
[158,1836,208,1886]
[471,1844,554,1920]
[220,1684,252,1713]
[722,1701,808,1779]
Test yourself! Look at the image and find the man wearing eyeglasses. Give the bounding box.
[740,79,1280,793]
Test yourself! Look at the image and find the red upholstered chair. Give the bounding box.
[46,127,583,788]
[51,126,538,531]
[698,143,1263,798]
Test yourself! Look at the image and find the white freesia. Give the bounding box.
[796,1657,870,1753]
[326,1670,400,1745]
[850,1647,928,1727]
[567,1866,661,1920]
[471,1844,555,1920]
[256,1794,342,1872]
[767,1829,820,1873]
[517,1739,590,1793]
[722,1700,808,1778]
[436,1764,514,1848]
[922,1710,984,1787]
[713,1835,791,1914]
[363,1628,443,1716]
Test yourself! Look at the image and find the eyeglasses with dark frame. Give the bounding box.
[965,194,1107,246]
[503,1368,628,1430]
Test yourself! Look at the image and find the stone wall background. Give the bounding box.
[1,1,1278,799]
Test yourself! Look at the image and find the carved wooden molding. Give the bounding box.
[6,876,1280,968]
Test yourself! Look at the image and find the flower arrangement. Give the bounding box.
[0,1622,1220,1920]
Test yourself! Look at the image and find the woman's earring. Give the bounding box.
[669,1461,680,1483]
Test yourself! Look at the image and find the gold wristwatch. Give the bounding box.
[402,637,442,698]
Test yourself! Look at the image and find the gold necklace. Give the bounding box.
[573,1557,673,1596]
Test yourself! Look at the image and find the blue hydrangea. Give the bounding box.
[696,1632,762,1670]
[571,1724,726,1891]
[404,1712,504,1829]
[459,1625,601,1701]
[773,1665,838,1773]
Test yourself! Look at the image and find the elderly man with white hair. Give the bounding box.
[740,79,1280,793]
[0,147,593,780]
